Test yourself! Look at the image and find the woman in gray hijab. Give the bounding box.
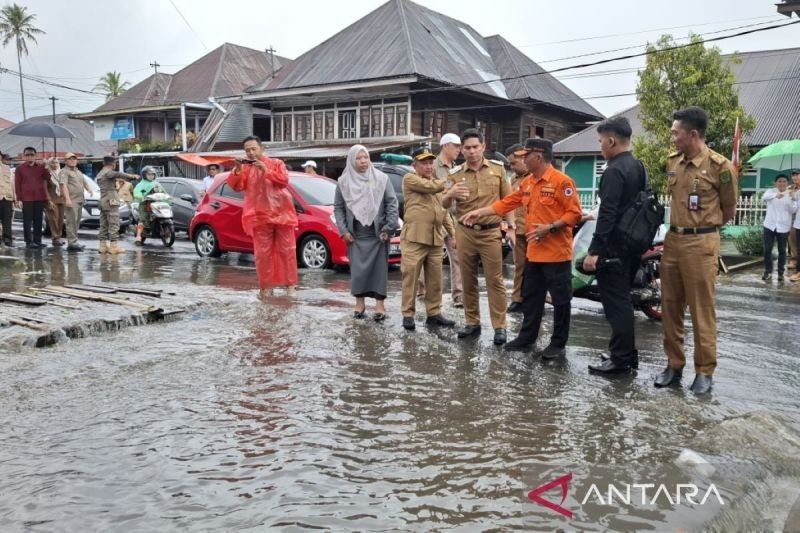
[334,145,399,320]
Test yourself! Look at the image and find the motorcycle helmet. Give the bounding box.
[141,166,157,180]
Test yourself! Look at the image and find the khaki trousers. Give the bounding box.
[99,208,120,242]
[417,234,463,300]
[512,232,527,303]
[401,240,443,317]
[65,202,82,245]
[45,202,65,242]
[660,231,720,375]
[456,225,507,329]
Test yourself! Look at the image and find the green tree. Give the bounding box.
[0,4,45,120]
[95,71,130,102]
[632,34,756,194]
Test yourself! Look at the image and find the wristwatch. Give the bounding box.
[549,223,558,234]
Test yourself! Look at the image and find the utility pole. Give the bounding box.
[150,61,161,75]
[49,96,58,155]
[266,46,276,78]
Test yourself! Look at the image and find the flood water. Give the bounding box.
[1,240,799,530]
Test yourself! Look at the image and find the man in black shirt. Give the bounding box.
[584,116,646,374]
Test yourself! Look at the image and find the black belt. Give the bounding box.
[669,226,718,235]
[458,221,501,231]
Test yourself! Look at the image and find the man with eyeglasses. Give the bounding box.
[14,147,51,249]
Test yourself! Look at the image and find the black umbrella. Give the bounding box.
[6,122,75,139]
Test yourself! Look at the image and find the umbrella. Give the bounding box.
[6,122,75,139]
[747,139,800,170]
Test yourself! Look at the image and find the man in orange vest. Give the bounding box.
[460,138,582,358]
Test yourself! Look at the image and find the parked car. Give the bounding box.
[13,175,131,236]
[189,172,402,269]
[131,177,204,233]
[373,161,412,217]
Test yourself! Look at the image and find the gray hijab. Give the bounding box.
[338,145,389,227]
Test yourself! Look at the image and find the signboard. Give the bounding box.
[94,116,136,141]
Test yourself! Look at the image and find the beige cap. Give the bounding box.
[64,152,77,159]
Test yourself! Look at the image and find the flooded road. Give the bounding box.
[1,235,799,530]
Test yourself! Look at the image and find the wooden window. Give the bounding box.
[273,115,283,142]
[324,111,334,139]
[313,112,323,140]
[360,108,371,138]
[282,114,292,141]
[295,114,312,141]
[339,111,356,139]
[371,107,382,137]
[383,106,395,136]
[396,106,408,136]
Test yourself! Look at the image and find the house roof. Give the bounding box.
[554,47,800,155]
[86,43,289,116]
[0,113,115,157]
[0,117,15,130]
[249,0,601,120]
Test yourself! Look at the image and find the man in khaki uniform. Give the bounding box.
[44,158,66,247]
[400,147,459,330]
[443,128,515,345]
[654,107,737,395]
[59,153,92,251]
[417,133,464,306]
[505,143,529,313]
[0,152,16,247]
[95,156,138,254]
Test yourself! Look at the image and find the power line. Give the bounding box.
[168,0,209,52]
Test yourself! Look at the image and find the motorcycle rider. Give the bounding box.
[133,166,168,245]
[583,116,647,374]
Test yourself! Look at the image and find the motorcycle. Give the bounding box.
[571,218,664,321]
[137,192,176,247]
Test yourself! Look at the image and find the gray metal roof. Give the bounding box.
[0,113,115,158]
[250,0,602,119]
[554,47,800,155]
[88,43,289,115]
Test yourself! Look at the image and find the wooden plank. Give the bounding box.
[81,284,163,298]
[64,284,118,294]
[10,292,82,310]
[42,285,162,314]
[724,257,763,273]
[0,293,47,306]
[0,315,51,331]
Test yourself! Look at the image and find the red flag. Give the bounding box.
[731,117,742,170]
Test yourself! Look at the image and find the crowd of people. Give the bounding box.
[3,104,788,396]
[233,106,740,396]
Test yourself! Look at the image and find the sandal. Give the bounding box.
[353,310,366,319]
[373,312,386,322]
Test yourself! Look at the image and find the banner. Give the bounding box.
[94,116,135,141]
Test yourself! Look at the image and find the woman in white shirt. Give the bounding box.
[762,174,794,281]
[791,172,800,282]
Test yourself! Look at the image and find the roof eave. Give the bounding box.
[242,76,420,100]
[73,104,184,119]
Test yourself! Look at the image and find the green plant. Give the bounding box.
[732,225,764,256]
[0,3,44,120]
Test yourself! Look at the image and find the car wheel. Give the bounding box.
[298,234,330,269]
[194,225,222,258]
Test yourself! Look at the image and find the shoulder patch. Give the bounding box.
[563,185,575,197]
[709,151,727,165]
[488,159,505,167]
[720,169,733,184]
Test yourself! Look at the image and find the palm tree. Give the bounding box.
[0,4,45,120]
[95,71,130,102]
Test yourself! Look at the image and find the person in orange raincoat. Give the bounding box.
[228,135,298,300]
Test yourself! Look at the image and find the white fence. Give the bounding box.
[578,193,767,226]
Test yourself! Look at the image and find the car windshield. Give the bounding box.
[290,175,336,206]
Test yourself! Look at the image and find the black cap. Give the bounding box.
[412,147,436,161]
[521,138,553,159]
[792,169,800,175]
[103,155,116,165]
[505,143,523,157]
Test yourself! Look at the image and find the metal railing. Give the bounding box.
[578,193,768,226]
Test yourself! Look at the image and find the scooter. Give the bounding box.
[572,218,664,320]
[138,192,176,247]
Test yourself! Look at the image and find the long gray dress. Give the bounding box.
[349,219,389,299]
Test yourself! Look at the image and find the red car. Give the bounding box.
[189,171,402,269]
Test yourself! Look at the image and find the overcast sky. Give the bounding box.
[0,0,797,123]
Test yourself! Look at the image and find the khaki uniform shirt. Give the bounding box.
[0,164,15,202]
[450,158,511,226]
[667,147,737,228]
[96,167,125,210]
[117,180,134,202]
[59,167,87,203]
[510,172,529,234]
[432,155,457,235]
[401,172,454,246]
